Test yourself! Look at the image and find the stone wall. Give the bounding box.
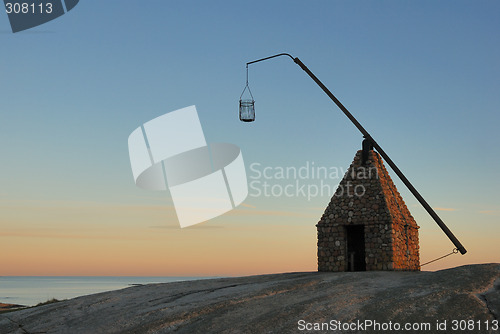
[371,152,420,270]
[317,150,420,272]
[364,223,393,271]
[317,224,346,272]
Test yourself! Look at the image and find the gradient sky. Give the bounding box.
[1,1,499,276]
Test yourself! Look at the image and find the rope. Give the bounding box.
[421,248,459,267]
[239,64,254,101]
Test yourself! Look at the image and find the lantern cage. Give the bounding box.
[239,99,255,122]
[239,65,255,122]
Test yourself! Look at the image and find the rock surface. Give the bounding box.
[0,264,498,333]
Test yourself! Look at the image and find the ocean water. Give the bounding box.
[0,276,213,307]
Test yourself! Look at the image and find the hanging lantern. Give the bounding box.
[239,65,255,122]
[239,99,255,122]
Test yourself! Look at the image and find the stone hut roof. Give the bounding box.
[317,150,419,229]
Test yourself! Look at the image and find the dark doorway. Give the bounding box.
[346,225,366,271]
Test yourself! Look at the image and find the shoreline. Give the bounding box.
[0,303,27,313]
[0,276,210,308]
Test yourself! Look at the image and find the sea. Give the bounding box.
[0,276,215,307]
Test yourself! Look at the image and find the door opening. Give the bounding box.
[346,225,366,271]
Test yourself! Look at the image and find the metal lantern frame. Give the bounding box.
[239,65,255,122]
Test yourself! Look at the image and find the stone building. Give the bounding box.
[317,148,420,272]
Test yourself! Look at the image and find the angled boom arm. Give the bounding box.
[246,53,467,255]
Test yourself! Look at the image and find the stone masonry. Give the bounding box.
[317,149,420,271]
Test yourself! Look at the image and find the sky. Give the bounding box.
[1,0,499,276]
